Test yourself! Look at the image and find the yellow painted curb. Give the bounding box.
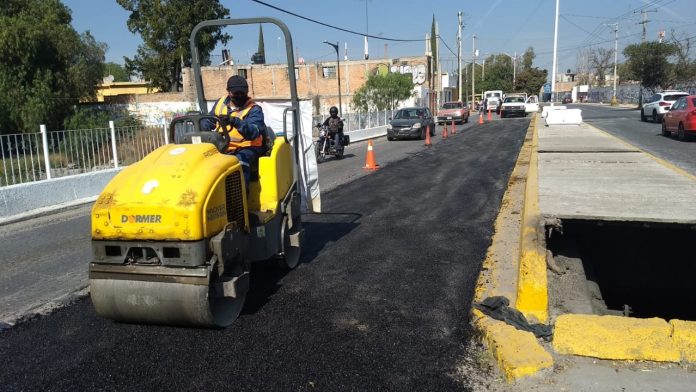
[473,309,553,381]
[472,115,553,382]
[553,314,680,362]
[515,115,548,324]
[671,319,696,362]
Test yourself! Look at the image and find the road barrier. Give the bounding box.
[362,139,379,170]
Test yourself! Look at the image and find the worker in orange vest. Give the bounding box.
[210,75,267,184]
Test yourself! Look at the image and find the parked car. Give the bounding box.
[437,101,470,124]
[387,107,436,141]
[661,95,696,141]
[642,91,689,123]
[500,95,527,118]
[561,95,573,104]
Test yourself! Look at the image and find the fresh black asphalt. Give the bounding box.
[0,117,529,391]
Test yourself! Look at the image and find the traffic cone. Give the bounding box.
[442,123,448,139]
[478,112,484,124]
[363,139,379,170]
[487,109,492,122]
[424,124,432,147]
[451,120,456,134]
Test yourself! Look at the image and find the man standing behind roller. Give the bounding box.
[210,75,266,184]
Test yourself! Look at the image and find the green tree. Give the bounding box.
[117,0,231,92]
[0,0,106,134]
[258,25,266,59]
[515,48,548,96]
[430,15,437,76]
[352,73,414,111]
[104,62,131,82]
[479,54,514,93]
[622,41,678,92]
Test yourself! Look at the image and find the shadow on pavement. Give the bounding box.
[243,212,361,315]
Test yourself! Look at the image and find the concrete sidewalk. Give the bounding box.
[538,122,696,224]
[473,115,696,389]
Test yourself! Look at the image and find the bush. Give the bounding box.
[63,105,142,130]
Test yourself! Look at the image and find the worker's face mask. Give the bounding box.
[229,91,248,108]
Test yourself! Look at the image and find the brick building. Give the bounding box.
[133,56,433,115]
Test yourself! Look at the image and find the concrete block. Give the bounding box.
[670,319,696,363]
[553,314,680,362]
[545,109,582,125]
[541,105,567,118]
[474,310,553,381]
[0,169,121,218]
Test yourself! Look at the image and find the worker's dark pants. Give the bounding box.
[231,148,262,184]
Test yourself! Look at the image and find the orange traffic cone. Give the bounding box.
[478,112,484,124]
[451,120,456,134]
[363,139,379,170]
[487,109,492,122]
[442,123,448,139]
[424,124,432,147]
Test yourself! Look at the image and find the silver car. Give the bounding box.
[641,91,688,123]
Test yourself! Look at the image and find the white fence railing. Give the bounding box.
[1,123,167,187]
[312,110,395,133]
[2,110,390,187]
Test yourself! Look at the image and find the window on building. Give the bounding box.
[322,66,336,79]
[237,69,248,79]
[286,67,300,80]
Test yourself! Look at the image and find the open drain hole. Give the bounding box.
[547,219,696,321]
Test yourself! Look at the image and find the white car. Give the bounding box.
[641,91,689,123]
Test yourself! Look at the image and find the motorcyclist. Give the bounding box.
[321,106,344,154]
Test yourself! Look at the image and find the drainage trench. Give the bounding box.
[547,219,696,321]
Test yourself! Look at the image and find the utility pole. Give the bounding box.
[513,51,517,91]
[607,23,619,105]
[436,20,441,110]
[457,11,463,102]
[472,34,476,110]
[551,0,560,104]
[635,9,657,42]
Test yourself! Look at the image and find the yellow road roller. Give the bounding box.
[89,18,304,327]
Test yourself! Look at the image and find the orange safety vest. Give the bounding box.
[213,97,264,152]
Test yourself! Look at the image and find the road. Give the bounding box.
[0,116,528,391]
[574,104,696,175]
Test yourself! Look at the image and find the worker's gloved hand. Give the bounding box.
[228,116,241,129]
[217,116,231,129]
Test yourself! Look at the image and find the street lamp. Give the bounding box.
[323,40,342,117]
[499,52,517,91]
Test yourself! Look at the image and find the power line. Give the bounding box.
[560,14,606,41]
[438,36,457,57]
[250,0,425,42]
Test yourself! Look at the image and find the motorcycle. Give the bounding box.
[314,123,349,162]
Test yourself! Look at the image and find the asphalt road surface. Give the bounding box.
[0,117,529,391]
[576,104,696,175]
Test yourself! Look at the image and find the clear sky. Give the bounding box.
[64,0,696,78]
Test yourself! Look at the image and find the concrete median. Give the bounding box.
[0,169,121,225]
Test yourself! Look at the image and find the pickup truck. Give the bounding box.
[484,90,504,114]
[500,94,540,118]
[436,101,470,124]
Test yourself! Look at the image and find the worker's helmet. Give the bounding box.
[329,106,338,116]
[227,75,249,93]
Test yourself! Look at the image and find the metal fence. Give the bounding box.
[312,110,394,135]
[1,123,168,187]
[1,109,391,187]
